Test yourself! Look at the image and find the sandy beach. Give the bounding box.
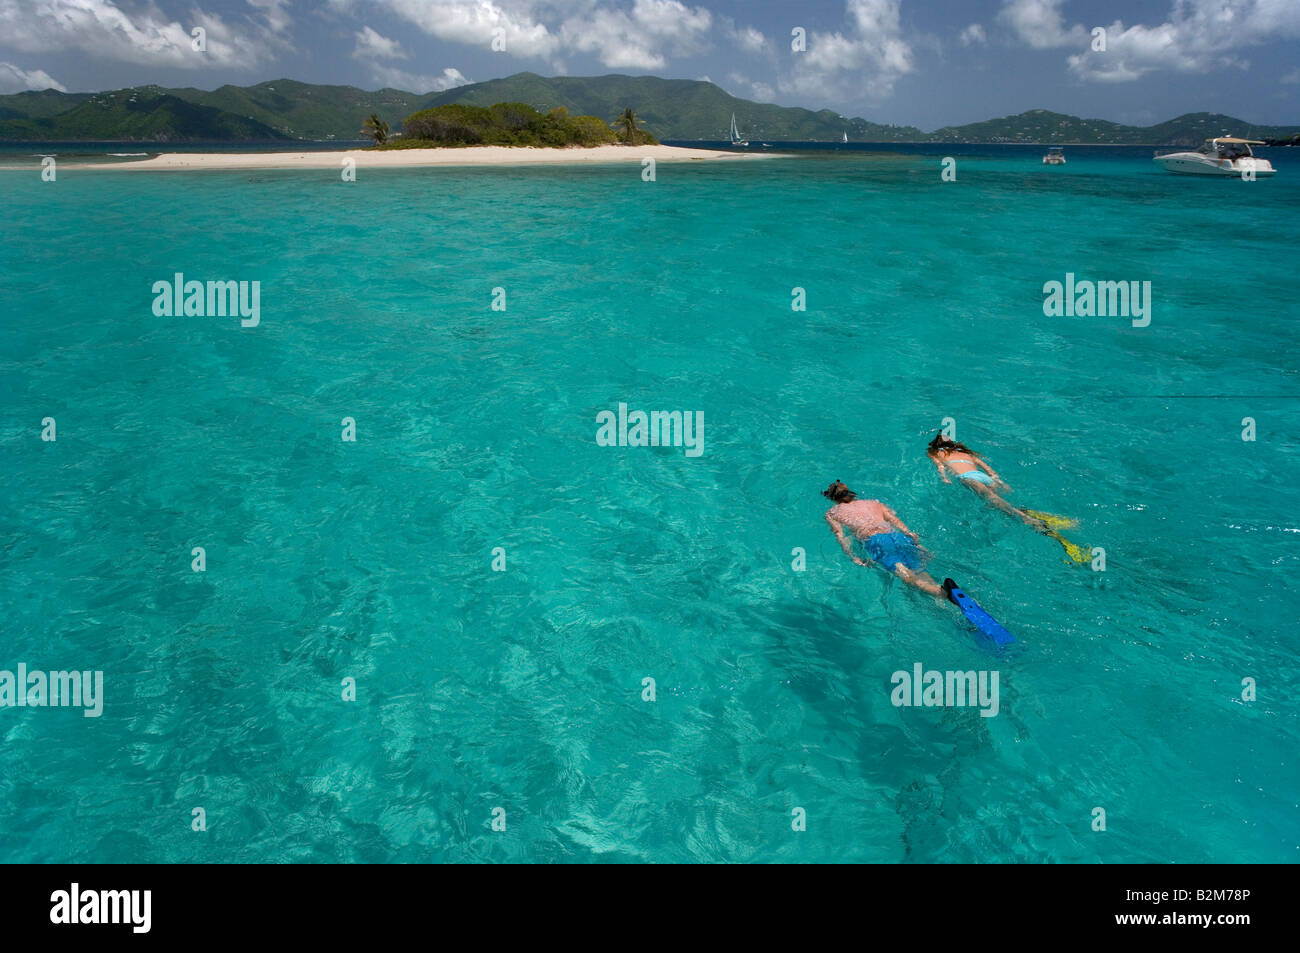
[51,144,763,172]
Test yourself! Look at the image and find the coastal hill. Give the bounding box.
[922,108,1295,145]
[0,88,288,141]
[1,73,1296,145]
[426,72,924,142]
[0,80,411,141]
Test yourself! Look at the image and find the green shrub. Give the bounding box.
[388,101,625,149]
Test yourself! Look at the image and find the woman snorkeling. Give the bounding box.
[926,434,1049,528]
[926,433,1090,562]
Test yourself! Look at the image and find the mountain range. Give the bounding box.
[2,72,1297,146]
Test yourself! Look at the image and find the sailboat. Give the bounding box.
[842,132,849,143]
[729,113,748,147]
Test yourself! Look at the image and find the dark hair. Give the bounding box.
[822,480,856,503]
[927,432,977,459]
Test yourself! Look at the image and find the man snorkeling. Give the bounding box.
[823,479,1019,642]
[822,480,946,598]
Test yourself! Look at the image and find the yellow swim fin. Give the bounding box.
[1045,528,1092,565]
[1025,509,1079,530]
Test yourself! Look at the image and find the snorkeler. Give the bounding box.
[822,480,946,599]
[925,434,1047,529]
[926,433,1092,563]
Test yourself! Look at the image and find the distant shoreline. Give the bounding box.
[47,144,762,171]
[670,139,1286,147]
[5,138,1287,152]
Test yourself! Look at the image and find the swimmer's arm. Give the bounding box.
[826,515,870,566]
[932,457,952,483]
[882,506,921,544]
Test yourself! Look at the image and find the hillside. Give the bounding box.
[427,72,923,141]
[926,109,1128,143]
[1142,112,1295,146]
[164,79,427,140]
[0,88,290,141]
[1,74,1296,145]
[0,88,92,121]
[927,108,1298,145]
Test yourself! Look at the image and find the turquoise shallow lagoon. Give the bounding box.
[1,150,1297,862]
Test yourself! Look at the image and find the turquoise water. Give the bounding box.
[2,152,1297,863]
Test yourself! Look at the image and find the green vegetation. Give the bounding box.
[926,108,1300,146]
[361,112,389,144]
[148,79,421,140]
[0,88,92,122]
[428,76,1300,144]
[427,72,920,141]
[0,73,1295,145]
[0,89,288,142]
[613,107,654,145]
[388,101,627,148]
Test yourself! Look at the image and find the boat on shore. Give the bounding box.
[1153,137,1275,177]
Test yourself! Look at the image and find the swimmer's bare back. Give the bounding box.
[824,498,944,599]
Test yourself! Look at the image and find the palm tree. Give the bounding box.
[614,107,645,145]
[361,113,389,145]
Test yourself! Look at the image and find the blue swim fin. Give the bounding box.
[943,578,1015,646]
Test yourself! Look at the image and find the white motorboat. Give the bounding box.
[1154,137,1275,177]
[1043,146,1065,165]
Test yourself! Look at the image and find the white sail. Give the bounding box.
[729,112,747,146]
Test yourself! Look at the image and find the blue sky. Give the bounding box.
[0,0,1297,128]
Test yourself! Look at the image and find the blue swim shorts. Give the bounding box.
[854,532,923,571]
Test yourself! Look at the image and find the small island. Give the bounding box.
[55,100,754,171]
[365,101,659,149]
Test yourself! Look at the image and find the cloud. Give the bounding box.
[779,0,914,102]
[349,27,467,90]
[247,0,292,35]
[562,0,713,70]
[0,0,281,69]
[368,65,469,92]
[1283,68,1300,85]
[377,0,713,69]
[959,23,986,46]
[999,0,1300,83]
[354,25,407,60]
[379,0,561,59]
[731,24,768,53]
[0,60,65,92]
[997,0,1087,49]
[727,71,773,102]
